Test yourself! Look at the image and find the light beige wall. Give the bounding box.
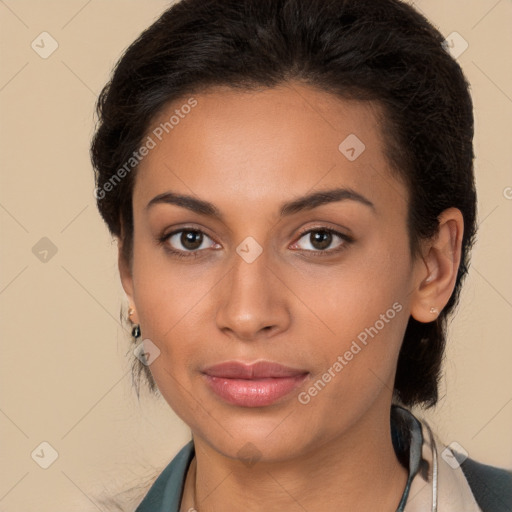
[0,1,510,510]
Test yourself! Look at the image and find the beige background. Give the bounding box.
[0,0,511,510]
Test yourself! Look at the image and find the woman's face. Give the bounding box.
[121,83,427,462]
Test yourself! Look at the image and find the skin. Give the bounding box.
[119,82,463,511]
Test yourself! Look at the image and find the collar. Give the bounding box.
[135,406,482,511]
[392,405,482,511]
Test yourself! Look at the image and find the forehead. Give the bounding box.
[133,83,407,219]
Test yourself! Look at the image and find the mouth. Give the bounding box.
[201,361,309,407]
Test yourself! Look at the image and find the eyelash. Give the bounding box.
[293,226,353,257]
[157,226,353,260]
[157,228,216,260]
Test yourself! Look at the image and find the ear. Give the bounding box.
[117,236,139,324]
[410,207,464,323]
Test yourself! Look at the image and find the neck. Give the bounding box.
[182,403,409,512]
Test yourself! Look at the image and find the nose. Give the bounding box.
[215,248,291,342]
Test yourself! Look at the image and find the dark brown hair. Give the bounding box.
[91,0,476,408]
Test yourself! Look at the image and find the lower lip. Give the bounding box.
[203,374,308,407]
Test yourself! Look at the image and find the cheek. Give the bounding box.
[295,281,408,434]
[310,233,409,333]
[130,244,189,361]
[129,252,208,420]
[304,238,411,390]
[129,238,226,394]
[131,229,212,332]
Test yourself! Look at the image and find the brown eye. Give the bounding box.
[181,230,204,250]
[164,229,216,253]
[293,229,347,253]
[308,231,333,250]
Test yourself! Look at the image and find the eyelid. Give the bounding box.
[158,223,354,258]
[159,222,216,240]
[155,225,218,261]
[290,226,353,253]
[172,231,216,248]
[294,223,353,240]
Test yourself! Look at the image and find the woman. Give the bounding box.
[90,0,512,510]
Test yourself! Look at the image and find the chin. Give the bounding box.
[191,405,324,464]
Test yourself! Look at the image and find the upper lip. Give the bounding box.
[202,361,308,379]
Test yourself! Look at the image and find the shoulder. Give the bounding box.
[459,455,512,512]
[135,441,195,512]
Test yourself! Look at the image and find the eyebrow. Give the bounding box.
[145,187,375,219]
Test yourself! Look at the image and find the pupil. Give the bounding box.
[312,231,331,250]
[182,231,202,250]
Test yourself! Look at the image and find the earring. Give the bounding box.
[128,306,135,320]
[429,307,439,315]
[132,324,141,340]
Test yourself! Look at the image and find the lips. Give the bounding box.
[202,361,309,407]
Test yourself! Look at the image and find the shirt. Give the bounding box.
[135,405,512,511]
